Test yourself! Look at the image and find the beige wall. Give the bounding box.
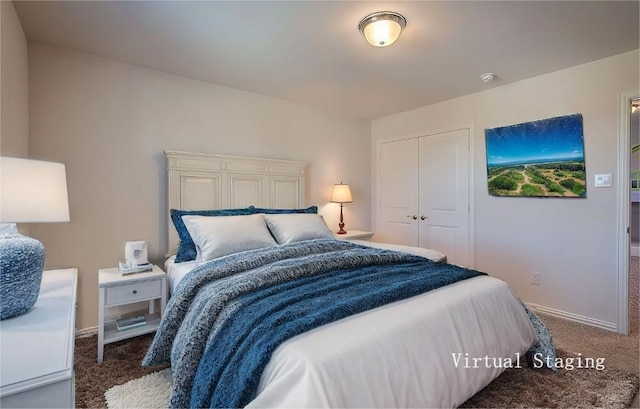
[371,50,640,328]
[28,42,371,330]
[1,0,29,157]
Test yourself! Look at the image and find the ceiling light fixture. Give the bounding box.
[358,11,407,47]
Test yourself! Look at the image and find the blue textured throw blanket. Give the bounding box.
[143,239,553,408]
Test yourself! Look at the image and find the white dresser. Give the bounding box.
[0,269,78,408]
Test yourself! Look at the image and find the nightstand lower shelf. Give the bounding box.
[103,313,161,344]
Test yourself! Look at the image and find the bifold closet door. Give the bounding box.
[378,138,419,246]
[418,129,470,267]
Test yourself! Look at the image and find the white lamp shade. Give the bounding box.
[330,184,353,203]
[1,157,70,223]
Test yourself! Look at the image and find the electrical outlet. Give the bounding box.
[530,272,540,285]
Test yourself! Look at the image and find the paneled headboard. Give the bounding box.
[165,150,307,252]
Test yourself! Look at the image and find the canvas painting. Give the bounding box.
[485,114,586,197]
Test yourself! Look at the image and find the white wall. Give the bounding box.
[1,0,29,157]
[28,43,371,330]
[371,50,640,328]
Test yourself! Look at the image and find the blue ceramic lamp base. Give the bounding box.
[0,223,45,320]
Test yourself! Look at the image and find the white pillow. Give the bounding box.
[182,214,277,261]
[264,213,335,244]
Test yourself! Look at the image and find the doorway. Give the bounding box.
[618,91,639,335]
[630,97,639,327]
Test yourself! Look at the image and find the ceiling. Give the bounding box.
[13,1,640,120]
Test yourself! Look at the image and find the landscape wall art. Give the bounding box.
[485,114,586,198]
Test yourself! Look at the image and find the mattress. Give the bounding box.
[164,256,196,295]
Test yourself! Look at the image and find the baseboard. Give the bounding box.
[76,326,98,338]
[631,245,639,257]
[526,302,618,332]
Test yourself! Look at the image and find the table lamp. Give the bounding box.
[330,182,353,234]
[0,157,70,320]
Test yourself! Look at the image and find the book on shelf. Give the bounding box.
[118,261,153,275]
[116,315,147,331]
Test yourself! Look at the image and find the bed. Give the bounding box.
[144,151,554,408]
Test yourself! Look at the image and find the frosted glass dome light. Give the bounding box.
[358,11,407,47]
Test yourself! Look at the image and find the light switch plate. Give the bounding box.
[594,173,612,187]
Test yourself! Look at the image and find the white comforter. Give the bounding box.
[165,243,536,408]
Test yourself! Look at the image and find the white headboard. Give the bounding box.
[165,150,307,252]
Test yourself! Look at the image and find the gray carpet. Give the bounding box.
[460,349,638,408]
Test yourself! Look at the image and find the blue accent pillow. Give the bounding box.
[171,208,254,263]
[251,206,317,214]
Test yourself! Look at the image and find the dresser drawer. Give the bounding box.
[105,279,162,306]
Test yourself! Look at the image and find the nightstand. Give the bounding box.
[97,265,167,363]
[333,230,374,241]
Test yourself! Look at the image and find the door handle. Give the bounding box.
[420,215,427,220]
[406,215,417,220]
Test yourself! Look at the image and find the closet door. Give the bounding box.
[418,129,470,266]
[378,138,419,246]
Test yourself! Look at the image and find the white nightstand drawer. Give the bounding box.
[105,279,162,306]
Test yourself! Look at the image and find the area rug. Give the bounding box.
[104,349,638,409]
[104,368,171,409]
